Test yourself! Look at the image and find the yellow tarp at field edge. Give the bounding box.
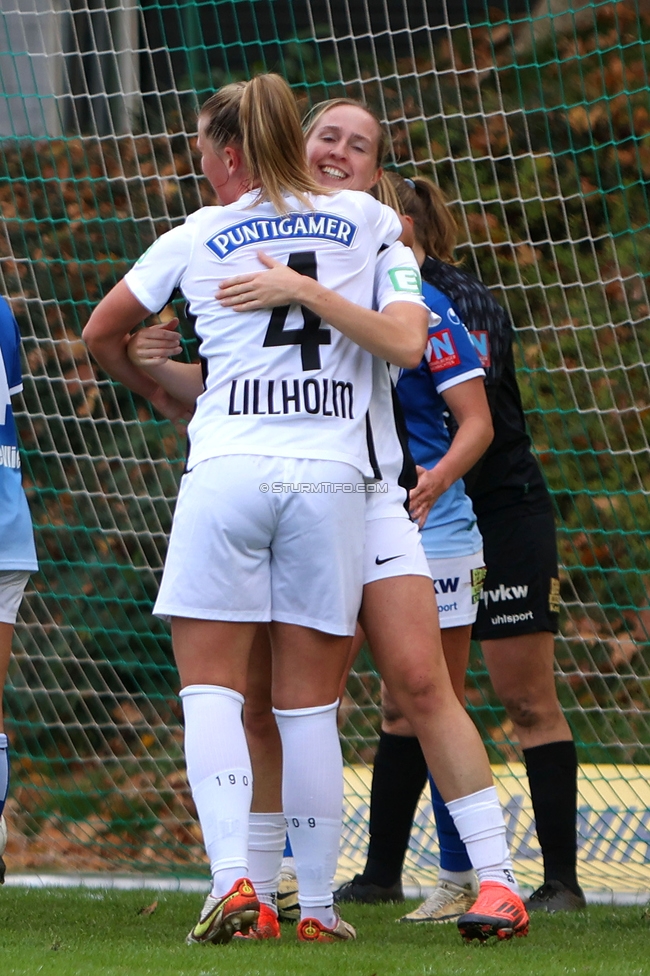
[338,764,650,896]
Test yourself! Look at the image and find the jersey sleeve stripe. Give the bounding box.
[435,369,485,394]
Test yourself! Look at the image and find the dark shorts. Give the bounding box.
[472,505,559,642]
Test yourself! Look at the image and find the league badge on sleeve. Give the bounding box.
[426,328,460,372]
[387,267,422,293]
[469,331,491,368]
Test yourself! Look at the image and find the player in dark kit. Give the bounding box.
[420,248,584,915]
[336,173,584,918]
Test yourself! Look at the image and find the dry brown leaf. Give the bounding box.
[138,899,158,917]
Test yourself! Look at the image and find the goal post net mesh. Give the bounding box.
[2,0,650,891]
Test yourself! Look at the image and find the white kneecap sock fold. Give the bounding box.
[274,700,342,920]
[180,684,253,896]
[446,785,519,894]
[248,811,285,908]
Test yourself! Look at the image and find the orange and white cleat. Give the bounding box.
[297,909,357,943]
[234,903,281,940]
[457,881,529,943]
[186,878,259,945]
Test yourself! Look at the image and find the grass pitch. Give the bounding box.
[0,888,649,976]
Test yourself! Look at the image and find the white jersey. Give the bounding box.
[125,189,404,476]
[366,243,440,518]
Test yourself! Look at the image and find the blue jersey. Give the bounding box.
[420,256,550,517]
[396,281,484,559]
[0,297,37,571]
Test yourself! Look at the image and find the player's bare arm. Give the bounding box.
[83,280,193,422]
[217,251,427,369]
[127,322,203,409]
[409,376,493,528]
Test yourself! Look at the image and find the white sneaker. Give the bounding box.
[277,863,300,922]
[400,877,479,924]
[0,815,7,884]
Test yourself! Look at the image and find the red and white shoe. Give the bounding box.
[234,903,281,940]
[186,878,259,945]
[457,881,529,943]
[297,909,356,943]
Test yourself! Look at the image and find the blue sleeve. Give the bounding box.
[421,281,484,394]
[0,297,22,391]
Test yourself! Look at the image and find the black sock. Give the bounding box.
[362,732,428,888]
[523,739,581,894]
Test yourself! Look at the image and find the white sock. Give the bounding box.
[274,700,341,928]
[248,811,285,911]
[0,733,8,818]
[180,684,253,897]
[438,868,477,888]
[281,854,296,874]
[446,786,519,894]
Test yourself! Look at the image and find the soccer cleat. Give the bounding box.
[457,881,529,943]
[233,903,281,940]
[186,878,259,945]
[334,874,404,904]
[399,877,479,924]
[277,863,301,922]
[0,815,6,884]
[525,880,586,913]
[297,909,357,943]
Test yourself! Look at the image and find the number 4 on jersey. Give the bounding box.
[263,251,331,370]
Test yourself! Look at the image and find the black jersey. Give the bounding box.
[420,256,551,517]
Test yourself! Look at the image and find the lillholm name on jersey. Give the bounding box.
[228,377,354,418]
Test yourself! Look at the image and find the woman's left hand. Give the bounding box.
[409,465,447,529]
[216,251,306,310]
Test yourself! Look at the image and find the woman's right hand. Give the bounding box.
[127,319,183,369]
[216,252,308,310]
[409,464,447,528]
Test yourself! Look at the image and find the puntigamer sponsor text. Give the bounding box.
[205,212,358,259]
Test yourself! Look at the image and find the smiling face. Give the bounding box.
[305,104,383,192]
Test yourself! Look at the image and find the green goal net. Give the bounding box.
[1,0,650,894]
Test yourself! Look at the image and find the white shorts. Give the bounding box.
[363,516,431,585]
[364,480,409,520]
[427,550,486,628]
[154,455,366,636]
[0,570,30,624]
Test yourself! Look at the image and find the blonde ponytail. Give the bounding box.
[371,172,403,213]
[199,74,325,212]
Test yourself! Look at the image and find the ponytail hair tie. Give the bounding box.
[404,178,415,188]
